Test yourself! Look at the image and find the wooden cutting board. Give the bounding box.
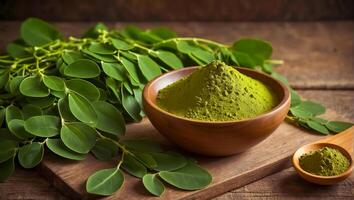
[38,111,343,200]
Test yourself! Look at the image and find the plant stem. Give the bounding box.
[153,37,229,49]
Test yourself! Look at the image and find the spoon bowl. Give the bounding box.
[292,128,354,185]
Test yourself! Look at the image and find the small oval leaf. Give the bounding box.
[86,168,124,196]
[64,59,101,78]
[60,122,96,154]
[142,174,165,196]
[68,93,97,125]
[43,75,65,91]
[18,142,44,168]
[20,76,49,97]
[137,55,161,81]
[24,115,60,137]
[66,79,100,101]
[46,139,86,161]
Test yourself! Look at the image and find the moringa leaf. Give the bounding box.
[58,97,77,122]
[68,92,97,125]
[121,139,162,153]
[120,57,141,83]
[24,115,60,137]
[298,101,326,116]
[60,122,96,154]
[326,121,353,133]
[149,152,187,171]
[88,42,116,55]
[66,79,100,101]
[64,59,101,78]
[43,75,65,91]
[91,138,119,161]
[159,162,212,190]
[142,174,165,196]
[101,62,126,81]
[20,76,49,97]
[121,86,142,122]
[18,142,44,168]
[92,101,125,136]
[121,153,147,178]
[153,50,183,69]
[46,139,86,161]
[0,156,15,182]
[0,140,17,163]
[111,38,134,50]
[306,120,329,135]
[20,18,61,46]
[233,38,273,61]
[86,168,124,196]
[5,105,23,124]
[22,104,42,119]
[8,119,34,139]
[62,51,86,64]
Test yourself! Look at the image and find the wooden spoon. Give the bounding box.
[292,126,354,185]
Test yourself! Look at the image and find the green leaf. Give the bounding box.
[20,76,49,97]
[86,168,124,196]
[64,59,101,78]
[68,92,97,124]
[20,18,61,46]
[24,115,60,137]
[43,75,65,91]
[0,140,17,163]
[298,101,326,116]
[6,41,31,58]
[111,39,134,50]
[9,76,24,94]
[306,120,329,135]
[0,156,15,182]
[88,42,116,55]
[82,49,117,63]
[101,62,126,81]
[58,97,77,121]
[153,50,183,69]
[60,122,96,154]
[149,152,187,171]
[135,153,157,168]
[46,139,86,161]
[136,54,162,80]
[148,27,176,40]
[26,96,55,109]
[120,57,140,83]
[82,23,107,38]
[8,119,34,139]
[121,87,142,122]
[192,49,214,64]
[22,104,42,119]
[121,153,147,178]
[271,72,289,86]
[142,174,165,196]
[91,138,119,161]
[66,79,100,101]
[121,139,162,152]
[18,142,44,168]
[326,121,353,133]
[0,71,9,89]
[290,107,313,119]
[290,88,301,107]
[51,89,67,99]
[233,38,273,61]
[62,51,86,64]
[5,105,23,124]
[159,162,212,190]
[92,101,125,136]
[176,41,197,54]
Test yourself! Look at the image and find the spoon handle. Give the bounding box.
[316,126,354,155]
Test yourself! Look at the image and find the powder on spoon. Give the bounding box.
[156,61,278,121]
[299,147,351,176]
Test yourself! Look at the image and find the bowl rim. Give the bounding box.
[292,143,353,180]
[143,66,291,124]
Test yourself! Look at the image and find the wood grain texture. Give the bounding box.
[215,168,354,200]
[0,21,353,89]
[1,0,353,21]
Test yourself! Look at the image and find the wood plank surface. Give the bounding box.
[0,90,353,200]
[0,21,353,89]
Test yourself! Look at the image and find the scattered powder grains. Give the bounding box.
[156,61,278,121]
[299,147,351,176]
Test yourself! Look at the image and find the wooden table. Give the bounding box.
[0,21,353,200]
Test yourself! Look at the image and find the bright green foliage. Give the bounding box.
[143,174,165,196]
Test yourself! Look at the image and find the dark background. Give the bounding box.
[0,0,353,21]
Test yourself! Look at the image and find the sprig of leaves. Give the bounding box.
[0,17,352,197]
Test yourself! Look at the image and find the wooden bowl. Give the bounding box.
[143,67,291,156]
[292,143,353,185]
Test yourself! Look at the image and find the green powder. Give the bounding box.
[156,61,278,121]
[299,147,351,176]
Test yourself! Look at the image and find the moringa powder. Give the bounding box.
[156,61,278,121]
[299,147,351,176]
